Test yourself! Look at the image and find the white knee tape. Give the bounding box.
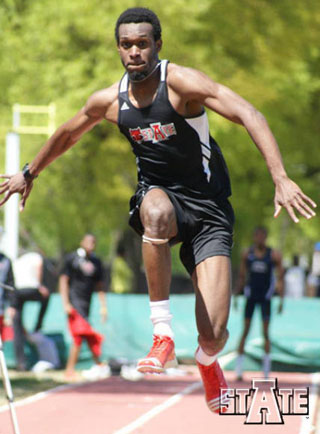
[142,235,169,245]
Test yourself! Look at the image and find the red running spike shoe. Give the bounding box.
[137,335,178,374]
[196,347,230,413]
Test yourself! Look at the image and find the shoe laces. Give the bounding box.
[148,335,171,357]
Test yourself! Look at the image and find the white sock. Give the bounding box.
[196,346,217,366]
[149,300,174,339]
[235,354,244,378]
[263,354,271,378]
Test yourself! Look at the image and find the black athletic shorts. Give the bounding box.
[128,183,234,275]
[245,298,271,321]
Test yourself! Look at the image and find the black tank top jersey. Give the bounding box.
[118,60,231,200]
[244,247,275,300]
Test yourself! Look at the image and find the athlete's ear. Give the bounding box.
[156,39,162,53]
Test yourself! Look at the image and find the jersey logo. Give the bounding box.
[251,261,268,273]
[121,102,130,111]
[129,122,177,144]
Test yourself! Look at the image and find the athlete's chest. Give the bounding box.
[248,252,272,274]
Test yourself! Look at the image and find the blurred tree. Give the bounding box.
[0,0,319,278]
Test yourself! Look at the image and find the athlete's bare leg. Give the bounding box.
[65,344,81,377]
[140,188,178,301]
[192,256,231,355]
[136,188,179,373]
[238,318,252,354]
[192,256,231,413]
[262,319,271,377]
[263,320,270,353]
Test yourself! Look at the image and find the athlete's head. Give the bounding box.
[80,233,96,255]
[115,8,162,82]
[253,226,268,248]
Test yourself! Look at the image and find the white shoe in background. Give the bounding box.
[82,364,111,381]
[120,365,144,381]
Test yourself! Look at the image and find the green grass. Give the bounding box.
[0,370,70,407]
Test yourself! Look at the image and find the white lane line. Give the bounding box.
[299,372,320,434]
[112,381,202,434]
[113,351,238,434]
[0,381,87,413]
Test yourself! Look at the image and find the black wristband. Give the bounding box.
[22,163,38,181]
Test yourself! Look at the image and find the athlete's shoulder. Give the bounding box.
[271,248,282,262]
[241,247,251,260]
[84,82,120,118]
[63,251,77,264]
[167,63,201,90]
[167,63,218,96]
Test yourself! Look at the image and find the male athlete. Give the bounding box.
[0,8,316,413]
[234,226,284,380]
[59,233,109,379]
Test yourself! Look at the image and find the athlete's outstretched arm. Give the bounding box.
[0,88,115,210]
[169,66,316,223]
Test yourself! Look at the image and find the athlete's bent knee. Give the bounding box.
[142,205,174,239]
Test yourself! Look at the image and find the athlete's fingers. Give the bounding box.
[273,203,282,218]
[19,183,33,211]
[0,191,13,207]
[291,200,309,220]
[19,194,27,212]
[294,196,316,219]
[0,175,11,180]
[0,179,9,188]
[297,191,317,209]
[0,184,9,195]
[284,204,299,223]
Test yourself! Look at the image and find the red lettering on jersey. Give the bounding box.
[129,122,177,144]
[150,123,166,142]
[141,128,153,141]
[162,123,177,137]
[129,128,143,143]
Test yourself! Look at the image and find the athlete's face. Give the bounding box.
[253,229,267,248]
[117,22,162,82]
[81,235,96,255]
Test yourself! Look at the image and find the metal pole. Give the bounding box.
[0,334,21,434]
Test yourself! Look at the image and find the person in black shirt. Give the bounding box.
[59,234,109,379]
[0,8,315,413]
[234,226,284,380]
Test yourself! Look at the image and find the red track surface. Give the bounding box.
[0,370,316,434]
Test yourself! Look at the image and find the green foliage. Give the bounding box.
[0,0,319,269]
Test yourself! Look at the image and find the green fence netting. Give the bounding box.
[2,294,319,371]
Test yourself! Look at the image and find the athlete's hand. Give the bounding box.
[277,299,284,314]
[38,285,50,298]
[100,307,108,323]
[274,176,316,223]
[64,303,73,315]
[6,307,17,324]
[0,172,34,211]
[233,295,238,311]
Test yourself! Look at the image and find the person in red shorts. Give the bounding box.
[0,230,15,339]
[0,7,316,413]
[59,233,109,380]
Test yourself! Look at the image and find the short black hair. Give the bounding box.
[115,8,162,43]
[254,226,268,236]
